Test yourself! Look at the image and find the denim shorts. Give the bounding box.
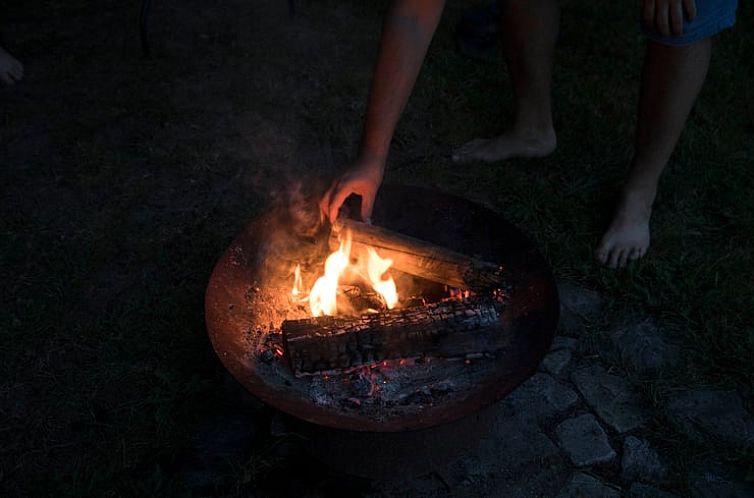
[642,0,738,46]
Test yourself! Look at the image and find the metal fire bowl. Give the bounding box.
[205,184,559,434]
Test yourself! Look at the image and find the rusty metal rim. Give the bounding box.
[205,183,559,432]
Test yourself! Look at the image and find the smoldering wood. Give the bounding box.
[329,219,503,291]
[282,296,505,375]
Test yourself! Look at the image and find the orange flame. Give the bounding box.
[309,235,352,316]
[365,247,398,310]
[291,264,305,300]
[291,230,399,317]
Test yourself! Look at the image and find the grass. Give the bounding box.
[1,0,752,496]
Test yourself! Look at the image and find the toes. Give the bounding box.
[607,248,622,269]
[617,249,629,269]
[452,139,488,164]
[451,149,466,164]
[595,235,612,264]
[596,244,609,264]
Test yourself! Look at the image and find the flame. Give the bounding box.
[309,235,352,317]
[291,264,304,300]
[291,229,399,317]
[366,248,398,310]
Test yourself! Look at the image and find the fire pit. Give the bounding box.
[205,184,558,478]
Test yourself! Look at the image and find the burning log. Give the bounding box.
[282,296,505,375]
[330,219,502,292]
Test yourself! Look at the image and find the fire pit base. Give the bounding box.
[294,400,498,480]
[206,183,559,477]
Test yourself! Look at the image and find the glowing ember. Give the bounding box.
[291,230,399,317]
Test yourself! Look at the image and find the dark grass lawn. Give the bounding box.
[1,0,752,496]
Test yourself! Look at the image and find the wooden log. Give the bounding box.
[282,296,506,375]
[330,219,503,291]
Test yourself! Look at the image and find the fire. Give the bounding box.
[365,247,398,309]
[291,230,399,317]
[291,264,304,300]
[309,235,352,317]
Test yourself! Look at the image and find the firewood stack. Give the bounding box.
[282,220,507,376]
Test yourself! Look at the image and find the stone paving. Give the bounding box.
[185,282,754,497]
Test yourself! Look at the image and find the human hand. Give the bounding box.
[320,156,385,224]
[643,0,697,37]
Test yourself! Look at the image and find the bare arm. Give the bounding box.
[321,0,446,223]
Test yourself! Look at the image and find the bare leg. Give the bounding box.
[0,45,23,85]
[452,0,558,164]
[597,39,711,268]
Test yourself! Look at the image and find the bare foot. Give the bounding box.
[0,46,24,85]
[596,190,653,269]
[452,128,556,164]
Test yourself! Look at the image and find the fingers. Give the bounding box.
[328,183,356,225]
[683,0,697,21]
[0,71,13,85]
[655,2,671,37]
[670,0,684,36]
[319,185,334,223]
[360,190,376,224]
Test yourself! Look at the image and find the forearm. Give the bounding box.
[359,0,446,167]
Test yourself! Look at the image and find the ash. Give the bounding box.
[252,325,503,421]
[241,239,509,422]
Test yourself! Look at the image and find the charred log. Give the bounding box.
[282,296,506,375]
[329,219,503,292]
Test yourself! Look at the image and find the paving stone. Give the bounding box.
[571,365,650,433]
[555,472,621,498]
[541,349,572,376]
[442,468,567,498]
[457,414,561,476]
[556,414,616,467]
[629,483,679,498]
[667,390,754,450]
[550,335,578,351]
[412,416,566,498]
[604,319,681,376]
[688,467,754,498]
[482,471,568,498]
[503,373,579,421]
[557,282,606,336]
[621,436,667,482]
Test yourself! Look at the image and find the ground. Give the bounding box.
[1,0,753,496]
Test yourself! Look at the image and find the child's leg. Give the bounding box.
[597,39,711,268]
[452,0,559,164]
[597,0,737,268]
